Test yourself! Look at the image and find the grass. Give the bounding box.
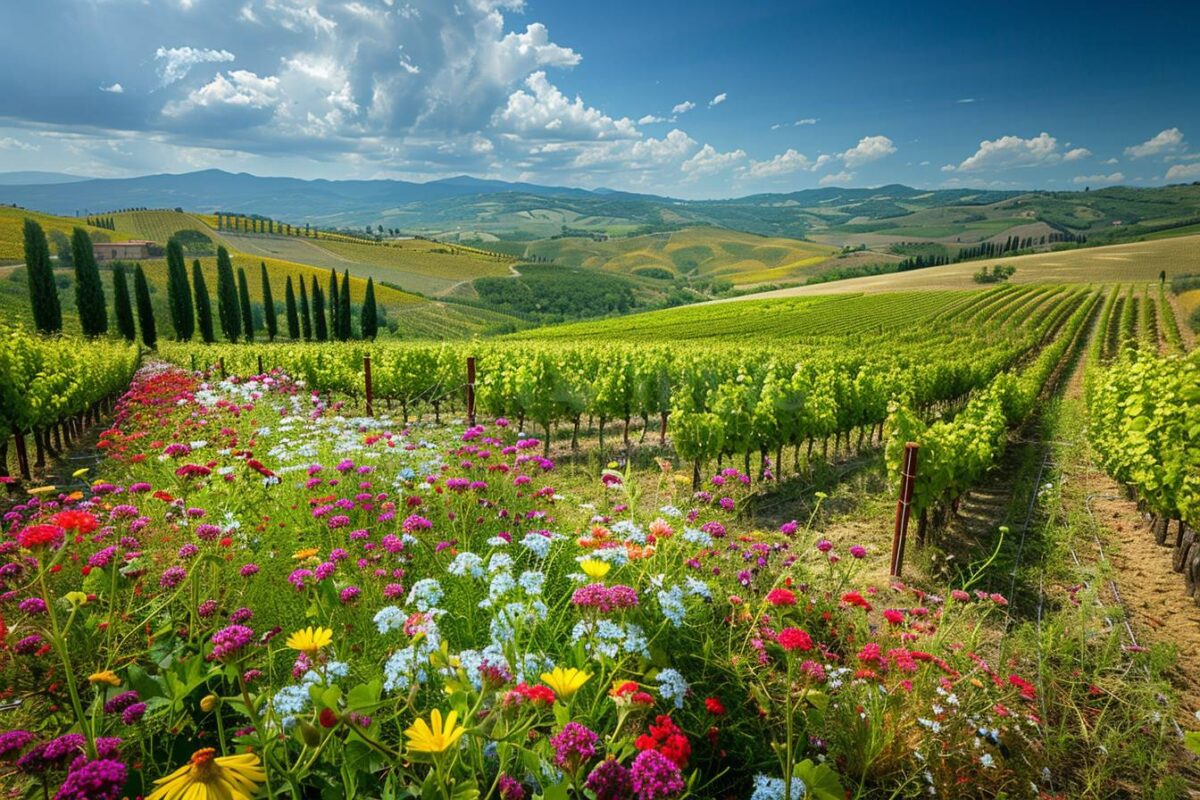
[109,210,229,246]
[0,206,111,262]
[736,234,1200,297]
[520,226,838,286]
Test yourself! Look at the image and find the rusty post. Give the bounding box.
[466,356,476,426]
[12,427,30,481]
[364,354,374,417]
[889,442,920,577]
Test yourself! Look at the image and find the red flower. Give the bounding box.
[635,715,691,768]
[51,510,98,534]
[841,591,873,611]
[882,609,906,626]
[318,707,340,728]
[17,524,65,550]
[777,627,813,653]
[765,588,796,607]
[704,697,726,716]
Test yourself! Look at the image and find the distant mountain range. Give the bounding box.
[1,169,1196,243]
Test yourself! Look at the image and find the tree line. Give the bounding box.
[21,220,381,347]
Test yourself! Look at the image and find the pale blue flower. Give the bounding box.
[518,570,545,596]
[373,605,406,634]
[657,668,689,709]
[448,551,485,578]
[407,579,443,612]
[657,584,687,628]
[751,774,807,800]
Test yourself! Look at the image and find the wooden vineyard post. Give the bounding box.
[12,427,30,481]
[889,442,920,578]
[466,357,477,427]
[363,355,374,418]
[257,354,264,376]
[219,357,226,379]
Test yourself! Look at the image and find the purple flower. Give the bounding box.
[18,597,47,615]
[339,586,361,604]
[103,692,141,714]
[240,563,260,578]
[198,599,219,618]
[630,749,684,800]
[498,774,526,800]
[586,759,634,800]
[550,722,598,771]
[0,729,34,757]
[177,543,199,559]
[14,634,44,655]
[849,545,867,559]
[194,524,221,541]
[159,566,186,589]
[816,539,833,553]
[210,625,255,662]
[88,546,118,569]
[572,584,639,614]
[288,569,314,590]
[121,703,147,725]
[230,606,254,624]
[53,758,127,800]
[42,734,87,764]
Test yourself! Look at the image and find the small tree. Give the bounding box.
[216,246,240,342]
[71,228,108,336]
[261,262,278,341]
[284,276,300,339]
[111,262,136,342]
[312,277,328,341]
[165,238,195,341]
[339,269,352,340]
[361,276,378,340]
[299,277,313,341]
[192,260,215,344]
[328,268,340,342]
[23,219,62,334]
[133,263,157,348]
[237,268,254,341]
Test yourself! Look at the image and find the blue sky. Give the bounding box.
[0,0,1197,198]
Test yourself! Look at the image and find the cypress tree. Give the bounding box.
[361,276,378,340]
[284,276,300,339]
[215,246,240,343]
[133,263,156,349]
[299,277,312,341]
[312,277,328,341]
[70,228,107,336]
[23,219,62,333]
[339,269,352,340]
[260,263,278,341]
[328,268,339,341]
[111,262,136,342]
[192,260,215,344]
[165,238,194,340]
[237,268,254,341]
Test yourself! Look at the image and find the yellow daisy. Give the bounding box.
[286,626,333,656]
[292,547,320,561]
[579,558,611,580]
[88,670,121,687]
[147,748,265,800]
[540,666,591,699]
[405,709,467,754]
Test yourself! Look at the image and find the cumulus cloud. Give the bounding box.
[671,100,695,115]
[840,135,896,167]
[1124,128,1185,158]
[0,136,39,151]
[708,92,726,107]
[746,148,815,178]
[819,170,853,185]
[638,114,667,125]
[1166,162,1200,181]
[957,132,1059,170]
[493,72,637,140]
[681,143,745,176]
[1072,172,1124,184]
[163,70,280,118]
[1063,147,1091,161]
[99,83,125,94]
[154,46,236,87]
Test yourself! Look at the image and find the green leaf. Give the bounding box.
[794,759,843,800]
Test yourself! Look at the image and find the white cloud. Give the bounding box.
[840,135,896,168]
[919,160,930,166]
[794,118,817,126]
[1063,147,1091,161]
[746,148,815,178]
[1104,157,1119,165]
[708,92,726,108]
[1125,128,1185,158]
[493,72,637,140]
[955,97,976,104]
[0,136,39,151]
[671,100,695,115]
[1072,172,1124,184]
[819,170,853,185]
[163,70,281,117]
[154,46,236,87]
[1166,162,1200,181]
[681,143,745,176]
[940,164,956,172]
[957,132,1059,171]
[638,114,667,125]
[99,83,125,94]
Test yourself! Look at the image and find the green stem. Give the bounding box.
[38,571,94,758]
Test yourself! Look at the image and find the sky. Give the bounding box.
[0,0,1198,199]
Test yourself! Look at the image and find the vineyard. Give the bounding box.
[1,278,1198,800]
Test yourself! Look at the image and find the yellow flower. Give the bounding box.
[64,591,88,607]
[292,547,320,561]
[286,626,333,656]
[147,748,265,800]
[200,694,219,712]
[405,708,467,754]
[541,666,591,698]
[579,559,611,580]
[88,670,121,687]
[27,485,56,496]
[72,468,90,479]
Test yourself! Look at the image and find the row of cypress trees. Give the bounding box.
[22,220,381,344]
